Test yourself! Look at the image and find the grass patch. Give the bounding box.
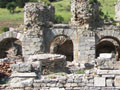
[0,7,24,21]
[51,0,71,23]
[75,70,85,74]
[0,0,118,24]
[98,0,117,19]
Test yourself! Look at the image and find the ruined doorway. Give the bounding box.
[50,35,73,61]
[96,36,120,60]
[96,40,116,58]
[0,38,22,59]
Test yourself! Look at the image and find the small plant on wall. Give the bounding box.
[75,70,85,74]
[2,26,9,32]
[88,0,97,4]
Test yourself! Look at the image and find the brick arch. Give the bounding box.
[0,31,23,42]
[45,27,77,50]
[0,37,22,58]
[44,27,78,61]
[50,28,77,43]
[99,36,120,46]
[0,31,23,58]
[96,32,120,60]
[98,30,120,40]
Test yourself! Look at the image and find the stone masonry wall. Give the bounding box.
[78,30,95,63]
[24,2,55,30]
[22,30,45,58]
[71,0,99,29]
[22,3,55,58]
[5,71,120,90]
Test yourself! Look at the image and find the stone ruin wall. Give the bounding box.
[71,0,99,29]
[22,2,55,58]
[4,55,120,90]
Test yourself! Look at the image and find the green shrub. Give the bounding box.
[112,22,116,26]
[41,0,50,4]
[87,8,93,13]
[54,15,64,23]
[6,2,16,14]
[99,9,104,16]
[16,0,27,8]
[29,0,38,2]
[2,26,9,32]
[0,0,8,8]
[88,0,97,4]
[75,70,85,74]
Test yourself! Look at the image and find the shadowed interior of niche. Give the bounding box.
[0,38,22,59]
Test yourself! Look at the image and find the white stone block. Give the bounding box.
[99,53,113,59]
[94,77,105,86]
[11,72,36,78]
[115,76,120,87]
[102,75,115,78]
[50,88,65,90]
[106,79,113,87]
[97,70,120,75]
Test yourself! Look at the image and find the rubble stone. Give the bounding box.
[94,77,106,86]
[114,76,120,87]
[106,79,113,87]
[11,72,37,78]
[10,62,32,72]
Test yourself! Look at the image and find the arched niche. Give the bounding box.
[96,36,120,61]
[50,35,73,61]
[0,38,22,58]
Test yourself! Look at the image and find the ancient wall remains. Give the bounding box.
[71,0,99,29]
[22,2,55,58]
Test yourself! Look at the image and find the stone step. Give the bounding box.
[97,70,120,75]
[11,72,37,78]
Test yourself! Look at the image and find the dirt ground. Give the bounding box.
[0,20,23,33]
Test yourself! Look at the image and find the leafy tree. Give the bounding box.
[88,0,97,4]
[0,0,8,8]
[6,2,17,14]
[16,0,29,8]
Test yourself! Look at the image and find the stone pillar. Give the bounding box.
[22,2,55,58]
[73,31,79,62]
[71,0,99,29]
[24,2,55,27]
[78,31,95,63]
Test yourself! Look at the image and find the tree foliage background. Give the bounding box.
[0,0,57,8]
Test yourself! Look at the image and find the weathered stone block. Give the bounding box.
[106,79,113,87]
[102,75,115,78]
[94,77,105,86]
[11,62,32,72]
[50,88,65,90]
[11,72,37,78]
[97,70,120,75]
[21,78,34,87]
[10,82,24,88]
[114,76,120,87]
